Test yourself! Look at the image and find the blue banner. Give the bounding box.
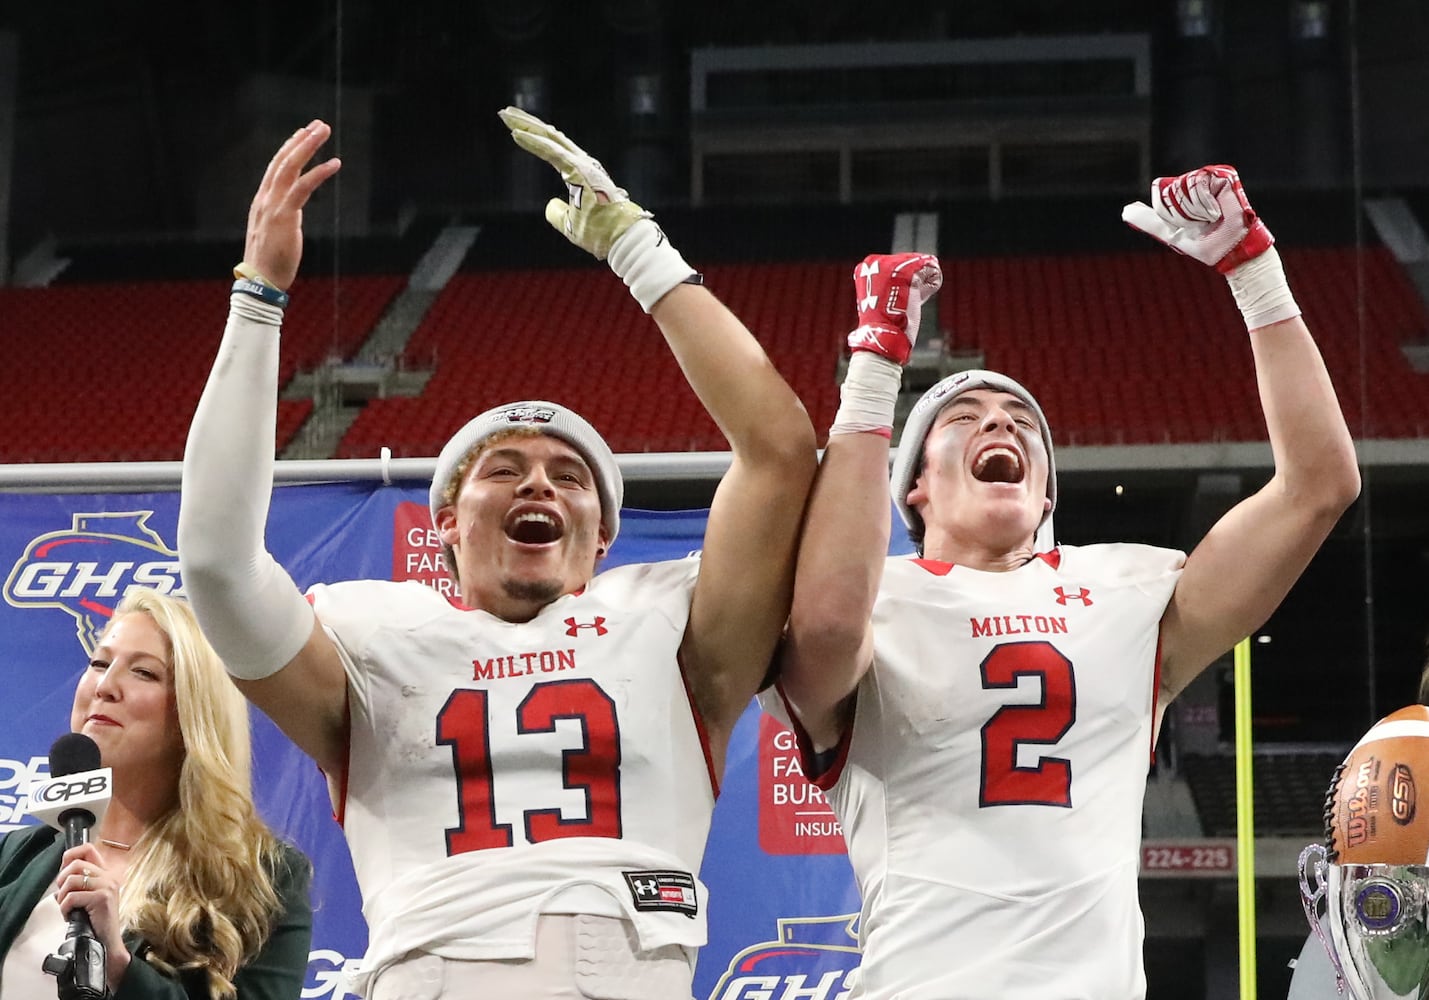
[0,482,912,999]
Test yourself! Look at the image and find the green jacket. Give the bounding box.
[0,824,312,1000]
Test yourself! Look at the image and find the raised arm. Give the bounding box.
[499,108,817,761]
[177,122,351,778]
[779,254,943,750]
[1124,165,1360,700]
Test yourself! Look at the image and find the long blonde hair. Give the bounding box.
[101,588,294,999]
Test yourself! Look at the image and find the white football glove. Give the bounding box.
[1124,164,1299,329]
[500,107,695,313]
[499,106,649,261]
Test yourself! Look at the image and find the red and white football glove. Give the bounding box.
[1122,165,1274,274]
[1124,165,1300,330]
[846,253,943,366]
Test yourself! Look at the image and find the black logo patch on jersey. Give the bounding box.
[622,869,698,918]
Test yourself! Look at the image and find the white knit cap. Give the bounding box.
[889,369,1056,538]
[429,401,623,544]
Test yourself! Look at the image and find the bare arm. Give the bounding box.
[1123,166,1360,699]
[778,429,886,749]
[1159,312,1358,696]
[499,108,818,765]
[648,284,817,753]
[779,254,944,749]
[178,122,351,777]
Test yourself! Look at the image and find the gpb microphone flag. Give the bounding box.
[28,733,111,833]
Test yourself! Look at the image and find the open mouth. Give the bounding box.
[505,511,563,545]
[972,446,1024,485]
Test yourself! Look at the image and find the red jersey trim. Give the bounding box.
[327,755,350,827]
[677,648,721,800]
[305,591,352,825]
[773,682,854,791]
[1148,631,1165,766]
[913,548,1060,576]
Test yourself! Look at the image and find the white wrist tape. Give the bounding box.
[831,352,902,436]
[177,294,317,680]
[606,218,696,313]
[1225,246,1301,331]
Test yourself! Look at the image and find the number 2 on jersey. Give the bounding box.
[979,640,1076,808]
[437,678,622,853]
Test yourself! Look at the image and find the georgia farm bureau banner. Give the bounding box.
[0,483,913,1000]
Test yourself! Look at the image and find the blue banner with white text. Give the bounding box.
[0,482,915,999]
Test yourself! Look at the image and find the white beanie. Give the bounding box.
[889,369,1056,538]
[429,400,623,544]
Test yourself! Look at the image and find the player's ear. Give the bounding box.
[906,473,930,511]
[436,505,460,546]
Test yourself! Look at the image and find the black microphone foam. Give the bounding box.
[49,733,101,778]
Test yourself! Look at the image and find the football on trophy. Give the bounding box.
[1327,704,1429,865]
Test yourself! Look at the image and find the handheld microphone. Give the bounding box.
[31,733,111,1000]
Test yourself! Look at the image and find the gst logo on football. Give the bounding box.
[565,616,608,637]
[1053,586,1093,606]
[4,512,183,654]
[1391,764,1416,825]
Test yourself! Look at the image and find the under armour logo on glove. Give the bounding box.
[1053,587,1093,606]
[847,253,943,366]
[565,616,609,637]
[1122,164,1274,274]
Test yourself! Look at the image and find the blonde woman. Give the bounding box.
[0,588,312,999]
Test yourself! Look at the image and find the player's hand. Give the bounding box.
[1122,165,1274,274]
[500,106,649,261]
[846,253,943,366]
[243,120,341,290]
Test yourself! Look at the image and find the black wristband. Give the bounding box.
[681,272,705,287]
[232,277,290,310]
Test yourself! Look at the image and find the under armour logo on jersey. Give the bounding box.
[622,870,699,917]
[565,616,609,637]
[1053,586,1093,606]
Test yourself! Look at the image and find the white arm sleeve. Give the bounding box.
[177,293,317,680]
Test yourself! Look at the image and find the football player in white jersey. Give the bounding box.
[769,166,1361,999]
[178,114,815,999]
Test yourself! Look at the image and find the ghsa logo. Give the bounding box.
[706,914,860,1000]
[4,511,183,654]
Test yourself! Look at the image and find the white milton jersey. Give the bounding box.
[307,556,717,975]
[786,543,1184,1000]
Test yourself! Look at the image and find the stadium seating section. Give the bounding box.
[2,200,1426,463]
[0,275,403,462]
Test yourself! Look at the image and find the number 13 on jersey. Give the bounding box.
[437,677,623,853]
